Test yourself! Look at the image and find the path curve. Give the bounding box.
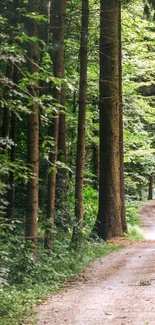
[36,200,155,325]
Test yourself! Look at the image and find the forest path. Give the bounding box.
[36,200,155,325]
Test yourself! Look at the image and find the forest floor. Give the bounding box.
[36,200,155,325]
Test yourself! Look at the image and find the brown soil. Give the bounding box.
[36,200,155,325]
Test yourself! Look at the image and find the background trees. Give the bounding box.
[122,0,155,202]
[0,1,155,321]
[0,0,154,241]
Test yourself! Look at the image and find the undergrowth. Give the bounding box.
[125,201,142,226]
[125,201,144,240]
[0,199,145,325]
[0,234,123,325]
[125,224,144,240]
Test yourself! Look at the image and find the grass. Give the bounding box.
[124,224,145,240]
[0,240,123,325]
[125,200,145,240]
[1,198,143,325]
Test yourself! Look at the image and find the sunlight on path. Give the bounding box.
[141,200,155,240]
[36,200,155,325]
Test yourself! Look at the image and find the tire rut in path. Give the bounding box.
[36,200,155,325]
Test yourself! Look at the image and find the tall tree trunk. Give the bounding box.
[92,143,99,190]
[7,65,18,221]
[44,0,66,250]
[7,110,17,219]
[72,0,89,244]
[0,70,11,212]
[25,0,39,258]
[148,174,153,200]
[56,84,68,229]
[0,0,19,212]
[57,7,66,165]
[6,0,20,219]
[118,1,127,233]
[57,45,67,218]
[2,107,10,147]
[95,0,123,240]
[92,122,99,190]
[1,63,12,149]
[58,82,66,165]
[0,102,3,138]
[68,90,77,180]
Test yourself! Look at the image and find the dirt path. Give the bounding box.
[36,200,155,325]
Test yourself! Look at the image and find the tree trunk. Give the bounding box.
[148,174,153,200]
[92,123,99,190]
[7,67,18,220]
[56,59,67,227]
[58,82,66,164]
[25,0,39,258]
[72,0,89,244]
[95,0,123,240]
[2,106,10,147]
[7,111,17,219]
[118,1,127,233]
[44,0,66,250]
[6,0,20,219]
[92,142,99,190]
[0,102,3,138]
[1,63,12,149]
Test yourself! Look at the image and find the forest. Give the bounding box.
[0,0,155,324]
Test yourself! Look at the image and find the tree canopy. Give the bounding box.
[0,0,155,323]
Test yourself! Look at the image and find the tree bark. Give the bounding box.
[0,102,3,138]
[6,0,20,219]
[7,110,17,219]
[2,106,10,146]
[118,1,127,232]
[44,0,66,250]
[58,82,66,164]
[95,0,123,240]
[25,0,39,258]
[92,124,99,190]
[56,56,67,227]
[1,64,12,149]
[72,0,89,244]
[148,174,153,200]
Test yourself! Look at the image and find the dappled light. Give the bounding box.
[0,0,154,324]
[141,201,155,240]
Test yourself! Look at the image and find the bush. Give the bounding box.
[83,186,98,235]
[125,201,142,226]
[0,233,123,325]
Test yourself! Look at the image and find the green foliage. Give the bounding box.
[83,186,98,235]
[0,0,155,324]
[0,234,123,325]
[125,201,144,240]
[122,0,155,200]
[124,224,144,240]
[125,201,142,225]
